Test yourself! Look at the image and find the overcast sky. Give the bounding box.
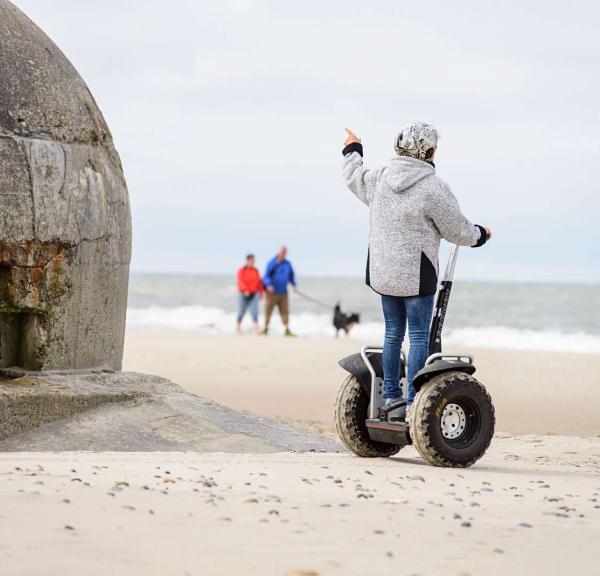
[13,0,600,282]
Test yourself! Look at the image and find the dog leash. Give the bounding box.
[294,289,334,310]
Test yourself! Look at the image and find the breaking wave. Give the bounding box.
[126,305,600,354]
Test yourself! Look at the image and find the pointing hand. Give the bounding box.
[344,128,361,146]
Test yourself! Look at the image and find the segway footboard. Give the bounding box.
[365,419,411,446]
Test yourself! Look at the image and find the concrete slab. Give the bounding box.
[0,371,341,453]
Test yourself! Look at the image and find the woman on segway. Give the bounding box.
[341,123,491,423]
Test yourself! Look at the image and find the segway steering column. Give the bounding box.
[428,244,460,356]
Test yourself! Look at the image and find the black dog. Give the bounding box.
[333,304,360,337]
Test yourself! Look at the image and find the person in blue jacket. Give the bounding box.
[262,246,297,336]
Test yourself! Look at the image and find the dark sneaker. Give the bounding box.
[389,404,407,423]
[284,329,296,337]
[380,398,407,422]
[385,397,403,407]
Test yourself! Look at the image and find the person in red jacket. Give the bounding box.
[236,253,264,334]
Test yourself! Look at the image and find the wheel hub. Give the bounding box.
[440,403,467,439]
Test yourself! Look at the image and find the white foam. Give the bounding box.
[126,305,600,354]
[445,326,600,354]
[127,305,233,333]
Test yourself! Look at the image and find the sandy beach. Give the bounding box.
[2,332,598,575]
[2,436,599,576]
[123,331,600,438]
[2,2,598,576]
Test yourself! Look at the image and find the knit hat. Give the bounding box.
[394,122,439,160]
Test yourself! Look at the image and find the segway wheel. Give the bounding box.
[411,372,494,468]
[335,375,401,457]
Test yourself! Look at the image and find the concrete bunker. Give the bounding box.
[0,1,132,371]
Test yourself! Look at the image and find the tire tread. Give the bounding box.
[412,372,495,468]
[334,375,400,458]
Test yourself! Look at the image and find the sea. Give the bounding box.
[127,274,600,355]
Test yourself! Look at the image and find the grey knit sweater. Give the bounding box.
[342,143,486,297]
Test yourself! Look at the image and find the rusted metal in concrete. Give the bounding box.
[0,240,69,311]
[0,1,132,371]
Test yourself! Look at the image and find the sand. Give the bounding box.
[2,331,598,574]
[1,436,599,576]
[123,331,600,437]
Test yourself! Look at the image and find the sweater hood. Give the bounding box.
[382,156,435,193]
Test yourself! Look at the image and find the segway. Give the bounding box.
[335,245,495,467]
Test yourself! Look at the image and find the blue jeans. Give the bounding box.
[237,292,259,323]
[381,294,434,404]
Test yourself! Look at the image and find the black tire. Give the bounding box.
[411,372,494,468]
[334,375,401,458]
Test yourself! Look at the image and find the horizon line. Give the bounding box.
[129,269,600,287]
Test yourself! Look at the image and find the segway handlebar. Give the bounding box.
[442,244,460,282]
